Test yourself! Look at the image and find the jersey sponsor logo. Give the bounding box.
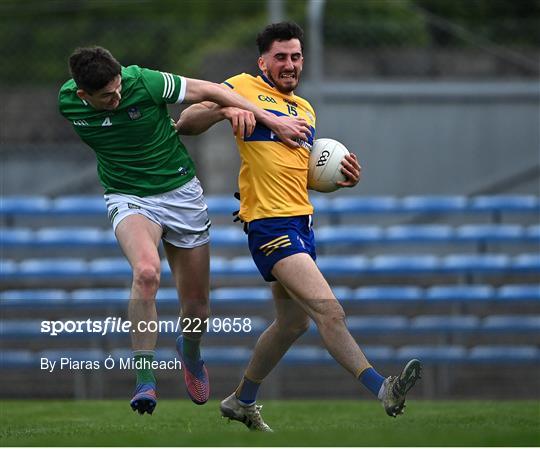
[257,94,277,104]
[102,117,112,127]
[316,150,330,167]
[73,119,89,126]
[161,72,176,99]
[127,203,141,210]
[127,106,142,120]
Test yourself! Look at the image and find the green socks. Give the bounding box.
[134,351,156,384]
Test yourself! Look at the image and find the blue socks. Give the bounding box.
[359,367,385,398]
[235,376,261,405]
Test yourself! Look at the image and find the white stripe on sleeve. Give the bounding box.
[176,76,187,104]
[165,73,175,98]
[161,72,170,99]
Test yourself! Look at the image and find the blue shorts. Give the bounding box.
[247,215,316,282]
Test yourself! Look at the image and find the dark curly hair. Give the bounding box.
[69,46,121,93]
[256,22,304,55]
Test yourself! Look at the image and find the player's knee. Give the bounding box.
[317,303,346,328]
[132,262,160,293]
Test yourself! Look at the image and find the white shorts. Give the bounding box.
[104,177,210,248]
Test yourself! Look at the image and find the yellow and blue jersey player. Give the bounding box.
[177,22,422,431]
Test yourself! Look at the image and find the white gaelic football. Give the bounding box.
[308,138,350,193]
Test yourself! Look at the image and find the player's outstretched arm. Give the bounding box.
[176,102,256,138]
[180,78,311,148]
[336,153,362,188]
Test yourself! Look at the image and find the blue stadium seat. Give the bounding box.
[0,228,33,246]
[18,258,88,277]
[89,258,131,277]
[317,226,383,244]
[400,195,468,213]
[331,196,399,214]
[40,348,105,362]
[201,346,252,364]
[468,345,540,363]
[0,319,42,338]
[109,348,134,361]
[283,346,332,364]
[482,315,540,332]
[362,346,395,363]
[410,315,480,332]
[332,286,353,301]
[353,286,423,302]
[497,284,540,301]
[35,228,113,246]
[396,345,467,363]
[470,195,539,213]
[455,224,524,242]
[370,255,439,274]
[385,225,453,242]
[527,224,540,240]
[0,196,51,215]
[442,254,509,273]
[1,289,69,306]
[159,260,172,277]
[347,316,408,333]
[205,195,238,215]
[71,288,130,305]
[210,257,229,276]
[211,287,271,304]
[227,257,259,276]
[512,253,540,272]
[425,285,495,302]
[156,288,179,304]
[317,256,369,275]
[52,196,106,215]
[0,350,36,368]
[309,195,332,214]
[210,227,245,246]
[0,259,17,275]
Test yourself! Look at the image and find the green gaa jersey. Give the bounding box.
[58,65,195,196]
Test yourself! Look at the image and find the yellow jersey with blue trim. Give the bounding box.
[223,73,316,223]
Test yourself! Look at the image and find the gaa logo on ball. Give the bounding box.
[308,138,351,193]
[316,150,330,167]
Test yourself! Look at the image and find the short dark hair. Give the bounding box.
[256,22,304,55]
[69,46,121,93]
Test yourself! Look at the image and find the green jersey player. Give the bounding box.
[58,46,311,415]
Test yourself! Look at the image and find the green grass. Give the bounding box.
[0,400,539,446]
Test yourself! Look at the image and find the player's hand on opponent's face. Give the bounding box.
[337,153,362,188]
[271,116,312,148]
[222,107,256,138]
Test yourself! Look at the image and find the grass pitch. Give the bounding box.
[0,400,538,446]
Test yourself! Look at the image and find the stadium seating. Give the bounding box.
[2,284,539,307]
[2,194,539,217]
[3,223,538,248]
[1,194,539,400]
